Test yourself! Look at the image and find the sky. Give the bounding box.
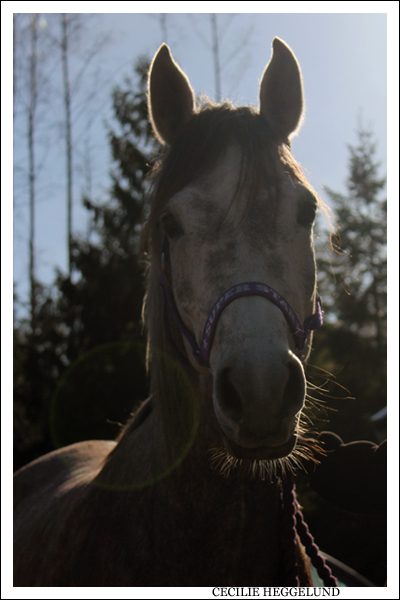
[6,4,393,315]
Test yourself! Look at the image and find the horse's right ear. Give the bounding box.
[148,44,195,145]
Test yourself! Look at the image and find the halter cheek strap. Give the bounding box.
[159,235,323,368]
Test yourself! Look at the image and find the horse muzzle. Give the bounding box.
[213,350,306,460]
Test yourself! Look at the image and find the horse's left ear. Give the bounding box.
[259,38,304,142]
[148,44,195,145]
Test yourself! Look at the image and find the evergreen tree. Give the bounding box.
[56,56,158,360]
[14,57,159,468]
[312,126,387,440]
[298,126,387,585]
[14,284,67,468]
[50,56,158,448]
[318,127,386,342]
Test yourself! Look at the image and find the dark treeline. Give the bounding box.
[13,57,387,584]
[14,58,155,468]
[298,124,387,586]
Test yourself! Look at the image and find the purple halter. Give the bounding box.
[159,235,323,369]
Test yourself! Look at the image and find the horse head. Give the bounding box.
[146,39,321,466]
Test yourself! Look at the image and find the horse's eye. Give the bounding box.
[161,213,184,239]
[297,193,317,227]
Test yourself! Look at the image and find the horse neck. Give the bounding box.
[150,362,282,500]
[96,356,212,489]
[152,371,288,584]
[150,356,217,470]
[96,357,291,584]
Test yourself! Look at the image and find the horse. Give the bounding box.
[14,38,333,587]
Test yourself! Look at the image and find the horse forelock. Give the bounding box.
[143,99,316,261]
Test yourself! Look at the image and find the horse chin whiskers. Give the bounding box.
[209,447,242,478]
[208,444,304,483]
[209,407,323,480]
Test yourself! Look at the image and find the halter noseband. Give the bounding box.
[159,235,323,368]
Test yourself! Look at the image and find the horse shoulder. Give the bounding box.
[13,440,115,586]
[14,407,159,586]
[14,439,115,508]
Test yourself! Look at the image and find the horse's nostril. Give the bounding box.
[215,357,306,435]
[283,360,306,414]
[216,367,243,421]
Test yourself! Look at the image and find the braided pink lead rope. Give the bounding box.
[281,478,338,587]
[281,478,300,586]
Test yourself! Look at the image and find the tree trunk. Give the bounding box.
[210,14,221,102]
[28,13,38,332]
[61,14,73,276]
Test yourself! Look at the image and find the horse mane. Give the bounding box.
[137,99,317,471]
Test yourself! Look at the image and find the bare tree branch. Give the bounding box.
[221,24,254,71]
[218,13,236,42]
[187,14,255,102]
[187,14,211,49]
